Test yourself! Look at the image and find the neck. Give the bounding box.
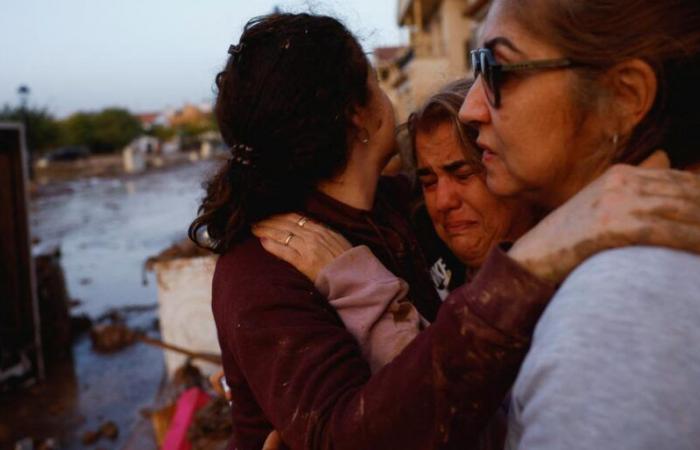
[317,152,383,211]
[506,201,543,241]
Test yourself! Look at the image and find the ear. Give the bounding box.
[605,58,658,136]
[350,105,371,143]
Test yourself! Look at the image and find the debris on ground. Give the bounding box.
[161,387,211,450]
[144,238,212,273]
[70,314,93,336]
[12,437,58,450]
[90,323,137,353]
[141,402,176,447]
[139,335,222,365]
[80,421,119,446]
[188,397,233,449]
[173,360,206,389]
[81,430,100,445]
[98,421,118,440]
[141,360,207,446]
[87,303,159,353]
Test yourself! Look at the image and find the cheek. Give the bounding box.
[467,180,513,234]
[424,193,443,228]
[493,75,582,186]
[381,95,395,129]
[481,153,529,198]
[483,202,515,238]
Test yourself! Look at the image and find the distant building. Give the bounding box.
[136,112,167,131]
[376,0,491,121]
[130,135,160,154]
[167,103,212,128]
[373,46,408,119]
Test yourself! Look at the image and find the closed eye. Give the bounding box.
[419,175,437,190]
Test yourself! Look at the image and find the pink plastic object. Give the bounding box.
[161,387,211,450]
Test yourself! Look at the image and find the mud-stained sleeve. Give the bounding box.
[225,244,556,450]
[451,244,557,341]
[315,245,423,373]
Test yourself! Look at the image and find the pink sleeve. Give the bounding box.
[315,245,426,373]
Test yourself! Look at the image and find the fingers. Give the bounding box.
[635,171,700,204]
[289,214,352,252]
[630,195,700,224]
[262,430,283,450]
[257,214,344,251]
[629,215,700,253]
[603,164,700,204]
[259,235,301,267]
[639,149,671,169]
[209,371,226,397]
[252,224,305,250]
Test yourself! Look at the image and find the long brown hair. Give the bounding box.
[499,0,700,168]
[188,13,370,253]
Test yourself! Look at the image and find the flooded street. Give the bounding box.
[30,160,217,319]
[1,161,219,449]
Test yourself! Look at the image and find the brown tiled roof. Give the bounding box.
[136,113,159,125]
[373,46,407,63]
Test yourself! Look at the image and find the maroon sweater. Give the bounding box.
[212,179,555,450]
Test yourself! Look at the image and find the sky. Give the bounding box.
[0,0,406,117]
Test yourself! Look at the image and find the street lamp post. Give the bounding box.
[17,85,32,178]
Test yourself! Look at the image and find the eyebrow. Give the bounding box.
[484,36,524,56]
[443,160,469,172]
[416,160,470,177]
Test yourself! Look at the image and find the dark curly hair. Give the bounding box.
[189,13,370,253]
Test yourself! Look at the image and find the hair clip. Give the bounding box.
[230,143,255,167]
[228,43,245,63]
[228,43,244,55]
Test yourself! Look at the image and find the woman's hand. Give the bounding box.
[509,151,700,284]
[252,213,352,282]
[262,430,282,450]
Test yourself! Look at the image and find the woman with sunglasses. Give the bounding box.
[458,0,700,448]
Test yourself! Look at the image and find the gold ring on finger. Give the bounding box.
[284,232,295,246]
[297,216,309,227]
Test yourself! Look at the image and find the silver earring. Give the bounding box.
[611,133,619,146]
[361,137,369,144]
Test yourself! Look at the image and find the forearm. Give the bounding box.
[316,245,422,372]
[231,246,556,450]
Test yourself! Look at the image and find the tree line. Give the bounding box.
[0,104,217,156]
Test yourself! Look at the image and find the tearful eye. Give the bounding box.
[456,172,473,180]
[455,169,479,181]
[419,177,437,190]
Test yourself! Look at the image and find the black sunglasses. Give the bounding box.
[470,47,577,108]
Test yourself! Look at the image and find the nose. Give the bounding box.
[459,77,491,127]
[435,178,461,213]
